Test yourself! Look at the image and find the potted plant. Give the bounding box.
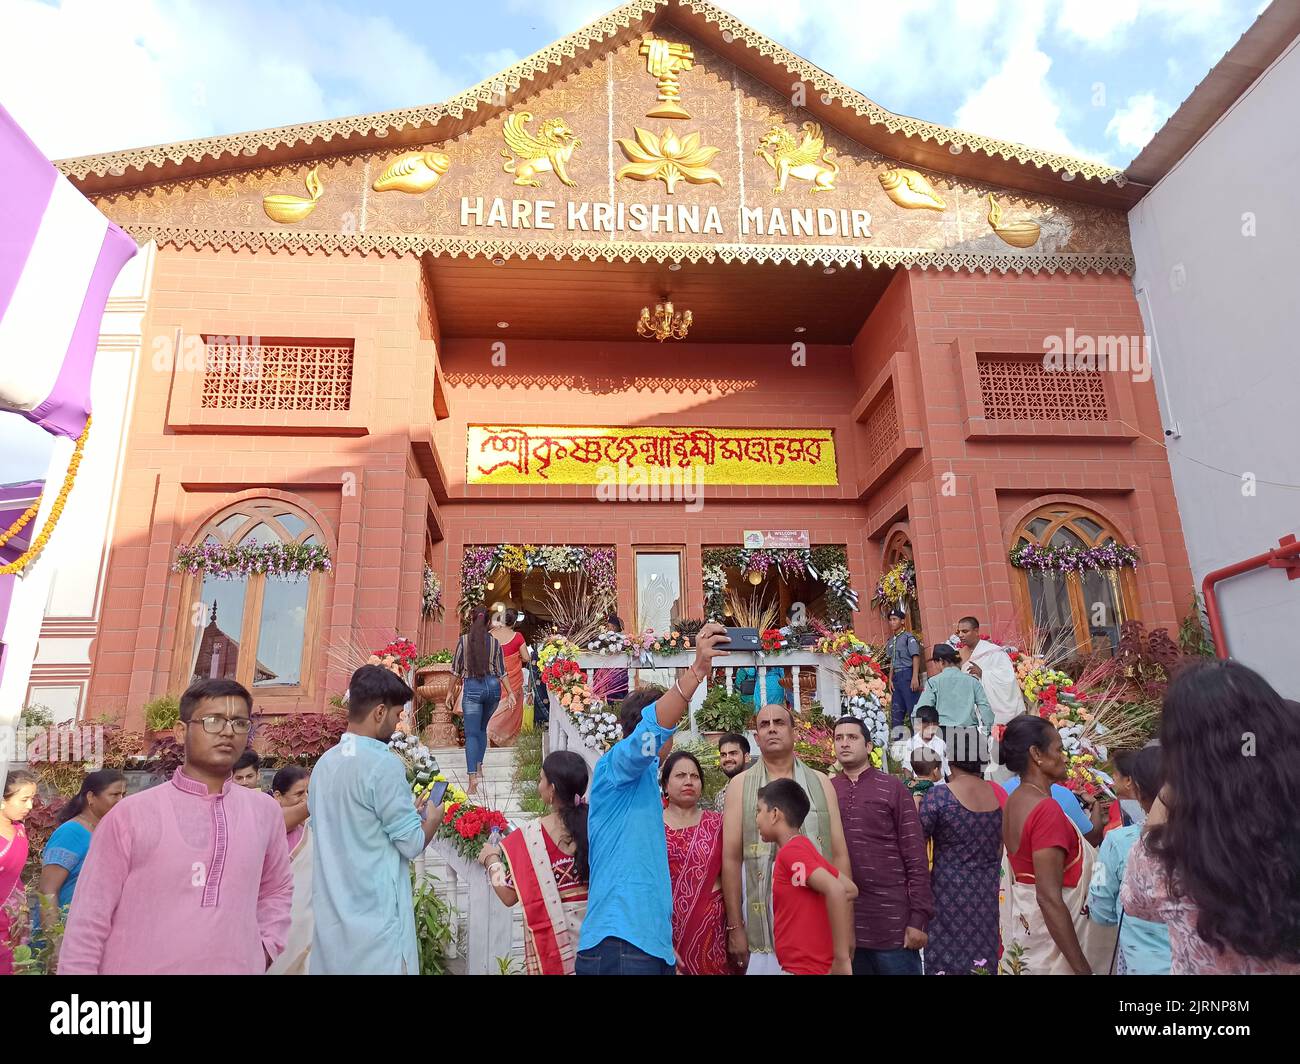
[414,650,457,747]
[693,686,752,740]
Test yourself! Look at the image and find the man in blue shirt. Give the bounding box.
[577,622,730,975]
[884,610,922,729]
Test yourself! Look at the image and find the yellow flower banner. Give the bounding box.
[467,425,837,486]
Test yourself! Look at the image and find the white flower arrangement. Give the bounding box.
[822,564,860,612]
[575,709,622,750]
[841,698,890,750]
[388,732,440,791]
[586,630,630,655]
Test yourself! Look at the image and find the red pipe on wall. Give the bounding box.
[1201,535,1300,658]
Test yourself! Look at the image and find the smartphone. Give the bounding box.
[719,627,760,651]
[422,779,449,816]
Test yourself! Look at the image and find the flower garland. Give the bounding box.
[700,545,855,625]
[1009,541,1140,574]
[871,560,916,612]
[458,544,616,620]
[422,564,443,620]
[0,418,90,577]
[539,637,623,751]
[1015,654,1112,801]
[172,541,333,579]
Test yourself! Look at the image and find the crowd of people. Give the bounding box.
[1,614,1298,977]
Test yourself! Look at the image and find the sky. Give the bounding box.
[0,0,1270,481]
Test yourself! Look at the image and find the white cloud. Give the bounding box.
[1056,0,1234,48]
[1105,92,1171,152]
[0,0,460,160]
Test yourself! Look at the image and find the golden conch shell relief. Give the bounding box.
[755,122,838,193]
[372,151,451,194]
[640,36,695,120]
[878,168,946,211]
[987,193,1042,247]
[262,166,323,224]
[500,112,580,188]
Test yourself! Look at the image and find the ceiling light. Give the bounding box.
[637,300,692,342]
[823,267,836,275]
[794,326,806,334]
[491,256,505,266]
[497,321,509,329]
[668,262,681,271]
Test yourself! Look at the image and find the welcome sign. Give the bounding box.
[467,425,837,486]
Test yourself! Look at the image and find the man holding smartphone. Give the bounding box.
[309,665,444,975]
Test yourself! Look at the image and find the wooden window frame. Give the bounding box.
[1010,505,1139,656]
[170,502,326,700]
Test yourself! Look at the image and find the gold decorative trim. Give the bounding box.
[55,0,1123,188]
[55,0,666,181]
[679,0,1125,184]
[120,223,1135,274]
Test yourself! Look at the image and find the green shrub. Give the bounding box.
[693,686,752,734]
[411,870,456,975]
[143,695,180,732]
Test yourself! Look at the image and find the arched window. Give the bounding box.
[173,501,328,696]
[1011,505,1137,657]
[881,531,921,635]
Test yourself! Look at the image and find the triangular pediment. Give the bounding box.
[71,1,1135,273]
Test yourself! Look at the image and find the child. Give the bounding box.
[893,706,949,779]
[914,644,993,730]
[908,746,944,808]
[757,778,858,975]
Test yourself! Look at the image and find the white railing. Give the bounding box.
[547,651,843,759]
[414,839,515,976]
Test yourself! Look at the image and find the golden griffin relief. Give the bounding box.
[372,150,451,194]
[261,165,323,224]
[500,112,580,188]
[987,193,1041,247]
[755,122,839,193]
[616,127,723,194]
[639,35,695,119]
[878,168,946,211]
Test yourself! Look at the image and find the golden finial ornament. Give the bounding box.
[500,112,580,188]
[879,168,946,211]
[754,122,839,193]
[616,127,723,194]
[640,36,695,119]
[262,166,323,224]
[987,193,1041,247]
[372,151,452,194]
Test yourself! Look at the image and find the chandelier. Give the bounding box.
[637,300,692,342]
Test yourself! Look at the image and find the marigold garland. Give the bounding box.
[0,495,42,548]
[0,419,90,576]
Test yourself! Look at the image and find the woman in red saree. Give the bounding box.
[1,770,38,974]
[478,751,589,975]
[487,609,528,748]
[661,751,731,975]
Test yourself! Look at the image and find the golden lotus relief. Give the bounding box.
[500,112,580,188]
[987,193,1041,247]
[372,151,451,194]
[640,36,695,119]
[755,122,839,193]
[261,165,322,224]
[878,168,946,211]
[616,127,723,194]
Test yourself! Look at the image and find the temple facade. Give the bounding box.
[44,0,1193,724]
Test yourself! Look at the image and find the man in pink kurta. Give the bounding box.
[59,679,293,975]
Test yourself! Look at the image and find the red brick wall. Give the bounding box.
[87,250,1194,721]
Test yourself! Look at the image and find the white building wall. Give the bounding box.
[24,243,155,721]
[1127,39,1300,696]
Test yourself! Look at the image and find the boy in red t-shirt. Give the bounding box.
[757,778,858,975]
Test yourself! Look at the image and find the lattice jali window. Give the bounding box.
[978,358,1108,421]
[863,387,900,456]
[200,337,354,411]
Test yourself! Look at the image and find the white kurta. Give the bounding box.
[309,735,425,975]
[964,640,1025,725]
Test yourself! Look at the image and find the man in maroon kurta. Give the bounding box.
[830,716,933,975]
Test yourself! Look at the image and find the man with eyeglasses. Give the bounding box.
[59,679,294,974]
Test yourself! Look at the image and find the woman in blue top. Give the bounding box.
[1088,744,1172,974]
[37,769,127,927]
